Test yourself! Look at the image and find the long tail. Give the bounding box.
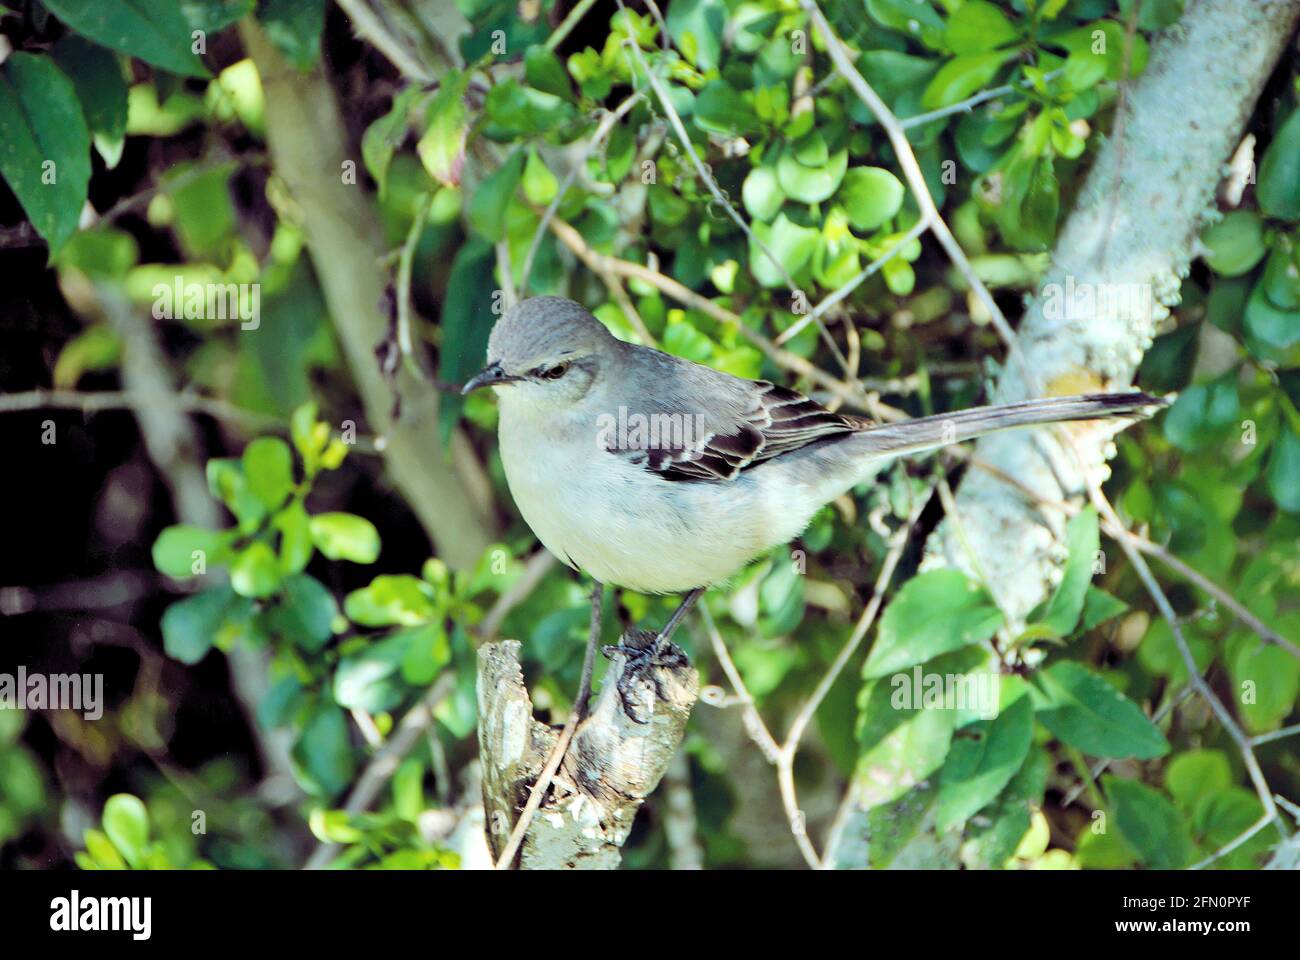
[852,392,1166,458]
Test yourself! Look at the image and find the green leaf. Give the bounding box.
[362,86,420,194]
[946,1,1021,55]
[1165,749,1231,811]
[274,500,313,574]
[524,46,572,101]
[54,230,137,288]
[1137,617,1212,683]
[168,162,237,258]
[922,51,1015,111]
[1026,154,1061,244]
[417,71,470,187]
[693,82,761,137]
[1243,282,1300,354]
[293,703,355,798]
[1105,775,1192,869]
[265,574,338,651]
[1080,586,1128,631]
[963,747,1048,868]
[522,148,558,205]
[1032,661,1169,759]
[0,54,92,255]
[344,574,437,627]
[837,167,905,233]
[666,0,725,71]
[882,257,915,296]
[309,513,381,564]
[242,436,294,511]
[749,213,819,289]
[438,238,496,441]
[1138,322,1199,393]
[231,541,282,598]
[1260,243,1300,311]
[1267,423,1300,513]
[1257,107,1300,221]
[1119,0,1186,30]
[182,0,255,33]
[1048,22,1148,82]
[258,0,327,70]
[82,829,127,869]
[43,0,209,77]
[1162,374,1239,453]
[160,586,237,664]
[393,757,425,822]
[1230,630,1300,733]
[207,457,266,532]
[1202,210,1267,277]
[152,524,226,578]
[776,145,847,204]
[866,0,945,50]
[334,632,410,713]
[742,165,784,222]
[935,691,1033,831]
[854,708,955,809]
[50,36,128,168]
[399,622,451,685]
[482,78,576,139]
[863,570,1003,679]
[1036,506,1099,636]
[466,149,524,242]
[102,794,149,868]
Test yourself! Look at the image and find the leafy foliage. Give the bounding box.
[3,0,1297,871]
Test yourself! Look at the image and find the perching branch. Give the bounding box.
[478,638,698,869]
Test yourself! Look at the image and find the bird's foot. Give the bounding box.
[602,628,690,725]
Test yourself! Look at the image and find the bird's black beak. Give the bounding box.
[462,361,519,395]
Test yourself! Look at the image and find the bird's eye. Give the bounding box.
[541,362,570,380]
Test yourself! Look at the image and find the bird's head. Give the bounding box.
[463,296,620,411]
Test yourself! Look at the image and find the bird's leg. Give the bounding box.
[603,587,703,724]
[658,587,705,644]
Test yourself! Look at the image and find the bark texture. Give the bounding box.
[241,20,495,570]
[477,639,698,869]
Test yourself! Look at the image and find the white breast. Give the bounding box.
[497,401,821,594]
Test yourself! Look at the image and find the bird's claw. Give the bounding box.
[604,628,690,724]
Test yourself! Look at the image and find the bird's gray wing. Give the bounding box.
[606,351,864,482]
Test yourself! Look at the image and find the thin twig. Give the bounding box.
[775,481,935,869]
[520,93,642,297]
[547,215,898,415]
[963,451,1300,661]
[611,4,852,376]
[334,0,436,83]
[800,0,1034,390]
[1252,724,1300,747]
[494,580,604,869]
[699,605,781,760]
[546,0,601,52]
[775,214,931,346]
[1087,483,1277,870]
[477,549,558,643]
[396,193,433,381]
[898,69,1066,131]
[304,672,458,868]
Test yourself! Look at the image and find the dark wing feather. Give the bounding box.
[614,380,866,483]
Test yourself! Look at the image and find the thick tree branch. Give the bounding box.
[241,20,495,570]
[477,639,698,869]
[821,0,1300,868]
